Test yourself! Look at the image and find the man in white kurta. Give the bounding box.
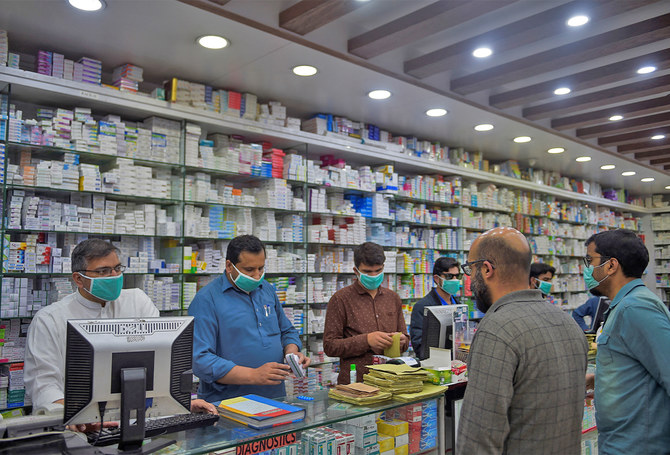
[24,240,159,414]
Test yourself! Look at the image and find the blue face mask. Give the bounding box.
[583,261,610,290]
[356,268,384,290]
[79,273,124,301]
[441,278,461,296]
[231,264,265,293]
[536,279,552,295]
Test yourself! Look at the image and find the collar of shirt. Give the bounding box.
[220,272,265,294]
[436,291,448,305]
[488,289,544,313]
[608,278,645,310]
[353,278,385,296]
[74,289,107,310]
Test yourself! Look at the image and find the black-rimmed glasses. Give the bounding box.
[77,265,126,276]
[582,255,610,268]
[461,260,495,276]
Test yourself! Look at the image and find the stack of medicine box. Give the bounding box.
[112,64,143,92]
[74,57,102,85]
[0,30,7,66]
[332,412,378,455]
[302,427,355,455]
[377,419,409,455]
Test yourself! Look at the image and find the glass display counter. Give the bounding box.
[154,390,445,455]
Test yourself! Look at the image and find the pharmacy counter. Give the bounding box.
[156,390,445,455]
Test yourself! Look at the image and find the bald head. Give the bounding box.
[471,227,532,284]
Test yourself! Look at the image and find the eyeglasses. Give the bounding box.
[443,273,463,280]
[582,255,610,268]
[79,265,126,276]
[461,259,495,276]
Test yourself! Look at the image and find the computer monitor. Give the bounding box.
[420,305,468,361]
[586,297,610,334]
[64,317,194,451]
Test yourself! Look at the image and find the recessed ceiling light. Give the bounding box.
[425,108,448,117]
[600,164,615,170]
[622,171,636,176]
[472,47,493,58]
[641,177,655,182]
[554,87,571,95]
[197,35,229,49]
[547,147,565,154]
[474,124,494,132]
[567,15,589,27]
[651,134,666,140]
[513,136,531,143]
[575,156,591,162]
[368,89,391,100]
[666,185,670,190]
[637,66,656,74]
[68,0,105,10]
[609,115,623,121]
[292,65,318,76]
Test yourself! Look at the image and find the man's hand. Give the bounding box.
[398,333,409,351]
[367,331,394,353]
[67,421,119,433]
[284,345,311,368]
[255,362,290,385]
[585,373,595,399]
[191,398,218,415]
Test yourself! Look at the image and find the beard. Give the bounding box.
[471,267,493,313]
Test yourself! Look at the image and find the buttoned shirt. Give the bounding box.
[25,289,159,413]
[457,289,588,455]
[188,274,302,402]
[595,279,670,454]
[323,281,407,384]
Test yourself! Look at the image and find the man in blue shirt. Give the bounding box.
[188,235,309,402]
[583,229,670,454]
[572,295,600,331]
[410,257,461,359]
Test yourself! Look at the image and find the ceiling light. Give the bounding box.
[651,134,666,140]
[621,171,636,176]
[197,35,229,49]
[513,136,531,143]
[472,47,493,58]
[474,124,494,132]
[600,164,615,170]
[425,108,448,117]
[609,115,623,121]
[641,177,655,182]
[547,147,565,154]
[554,87,571,95]
[68,0,105,11]
[368,89,391,100]
[637,66,656,74]
[292,65,318,76]
[567,15,589,27]
[575,156,591,162]
[666,185,670,190]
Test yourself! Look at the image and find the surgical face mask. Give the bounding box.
[441,278,461,296]
[78,273,124,301]
[536,279,553,295]
[356,268,384,290]
[231,264,265,293]
[583,260,610,291]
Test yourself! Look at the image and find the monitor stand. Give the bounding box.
[109,368,174,455]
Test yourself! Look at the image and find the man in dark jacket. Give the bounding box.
[410,256,461,359]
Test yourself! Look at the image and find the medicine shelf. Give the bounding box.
[184,199,304,215]
[462,205,512,214]
[2,272,181,277]
[5,228,178,239]
[184,165,305,187]
[6,184,182,205]
[308,360,339,367]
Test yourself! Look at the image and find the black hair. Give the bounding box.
[72,239,120,272]
[476,234,532,283]
[354,242,386,267]
[434,257,460,276]
[226,235,266,265]
[530,262,556,279]
[585,229,648,278]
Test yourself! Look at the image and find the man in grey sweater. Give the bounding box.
[457,227,588,454]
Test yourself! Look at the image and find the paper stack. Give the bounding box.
[363,364,430,395]
[328,382,392,405]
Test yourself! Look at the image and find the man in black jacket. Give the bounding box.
[410,257,462,359]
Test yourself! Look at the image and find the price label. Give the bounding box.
[79,90,99,100]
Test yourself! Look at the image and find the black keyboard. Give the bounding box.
[87,413,220,446]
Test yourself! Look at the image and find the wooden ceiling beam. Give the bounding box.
[450,13,670,94]
[649,156,670,165]
[279,0,364,36]
[598,128,670,147]
[349,1,515,59]
[491,48,670,109]
[619,139,670,154]
[523,75,670,120]
[634,149,670,160]
[551,96,670,131]
[405,0,653,79]
[576,112,670,139]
